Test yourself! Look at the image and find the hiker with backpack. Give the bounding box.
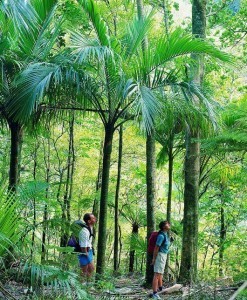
[68,213,97,281]
[78,213,96,280]
[150,220,171,299]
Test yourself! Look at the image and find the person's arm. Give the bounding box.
[152,245,160,265]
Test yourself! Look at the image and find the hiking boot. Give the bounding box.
[151,293,161,299]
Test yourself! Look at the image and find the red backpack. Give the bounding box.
[148,231,159,254]
[148,231,165,254]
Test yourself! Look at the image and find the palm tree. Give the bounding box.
[0,0,62,191]
[6,0,232,275]
[179,0,206,283]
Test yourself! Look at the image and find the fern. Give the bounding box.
[0,188,20,257]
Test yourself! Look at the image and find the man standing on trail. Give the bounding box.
[78,213,97,281]
[151,220,171,299]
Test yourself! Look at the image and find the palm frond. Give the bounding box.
[0,0,39,32]
[156,144,169,167]
[180,81,219,130]
[77,0,110,47]
[15,0,61,60]
[31,0,57,22]
[6,61,97,123]
[128,233,146,253]
[7,63,60,122]
[134,85,161,134]
[31,3,62,60]
[69,31,113,63]
[121,12,153,60]
[21,261,88,299]
[143,28,234,76]
[0,188,20,257]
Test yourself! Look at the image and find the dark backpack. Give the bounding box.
[147,231,166,254]
[67,220,93,252]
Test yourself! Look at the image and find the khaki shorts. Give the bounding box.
[154,252,167,274]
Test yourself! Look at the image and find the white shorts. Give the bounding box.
[154,252,167,274]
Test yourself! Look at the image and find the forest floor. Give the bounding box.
[0,274,245,300]
[90,275,243,299]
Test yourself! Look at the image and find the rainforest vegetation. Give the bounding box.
[0,0,246,299]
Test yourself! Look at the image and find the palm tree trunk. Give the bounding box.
[167,139,174,223]
[96,124,114,275]
[179,0,206,283]
[145,132,156,285]
[92,138,103,239]
[179,132,200,283]
[164,139,174,281]
[114,125,123,271]
[8,121,23,192]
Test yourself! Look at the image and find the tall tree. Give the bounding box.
[136,0,156,285]
[179,0,206,283]
[0,0,61,192]
[114,125,123,271]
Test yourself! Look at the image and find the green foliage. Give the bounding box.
[0,0,246,292]
[201,96,247,152]
[20,261,89,299]
[208,0,247,58]
[0,188,20,258]
[128,233,146,254]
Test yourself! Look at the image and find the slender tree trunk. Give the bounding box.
[164,140,174,281]
[8,121,23,192]
[96,124,114,275]
[162,0,169,36]
[41,138,51,262]
[202,243,209,270]
[92,138,103,239]
[0,143,8,185]
[41,203,48,262]
[219,186,226,276]
[118,224,122,269]
[179,0,206,284]
[129,222,139,273]
[145,132,156,285]
[61,114,75,247]
[31,143,38,259]
[67,113,75,224]
[114,125,123,271]
[167,140,174,223]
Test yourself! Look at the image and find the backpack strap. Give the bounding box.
[79,223,94,238]
[157,230,167,247]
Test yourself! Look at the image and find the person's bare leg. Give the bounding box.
[87,262,94,278]
[152,273,160,292]
[81,265,89,282]
[158,275,163,289]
